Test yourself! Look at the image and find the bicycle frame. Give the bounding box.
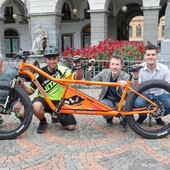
[18,61,158,117]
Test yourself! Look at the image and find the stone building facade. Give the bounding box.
[0,0,169,59]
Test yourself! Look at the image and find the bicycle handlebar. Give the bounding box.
[13,52,32,61]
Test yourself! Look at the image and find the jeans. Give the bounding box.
[134,93,170,119]
[100,98,117,120]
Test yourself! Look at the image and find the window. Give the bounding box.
[129,26,132,37]
[82,26,91,47]
[162,25,165,37]
[136,25,141,37]
[62,3,71,20]
[4,29,19,58]
[62,35,73,51]
[4,6,15,23]
[84,3,90,19]
[84,9,90,19]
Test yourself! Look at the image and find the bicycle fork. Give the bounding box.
[2,77,18,114]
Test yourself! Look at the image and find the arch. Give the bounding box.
[55,0,77,15]
[117,3,143,40]
[62,2,72,20]
[159,2,167,19]
[1,0,26,17]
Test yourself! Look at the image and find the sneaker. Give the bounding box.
[0,116,4,125]
[15,113,23,122]
[51,114,59,123]
[106,117,113,125]
[52,117,59,123]
[156,118,165,126]
[136,115,147,124]
[37,121,48,134]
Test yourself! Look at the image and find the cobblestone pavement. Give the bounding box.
[0,87,170,170]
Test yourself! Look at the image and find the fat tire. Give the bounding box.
[0,83,33,140]
[125,79,170,139]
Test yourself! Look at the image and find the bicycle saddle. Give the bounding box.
[67,57,85,64]
[128,65,143,72]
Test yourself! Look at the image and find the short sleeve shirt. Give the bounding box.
[30,65,73,101]
[139,62,170,82]
[139,62,170,95]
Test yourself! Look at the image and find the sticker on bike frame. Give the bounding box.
[65,95,84,106]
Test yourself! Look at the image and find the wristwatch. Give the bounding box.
[133,76,139,80]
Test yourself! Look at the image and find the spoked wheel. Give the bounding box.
[0,82,33,140]
[125,80,170,139]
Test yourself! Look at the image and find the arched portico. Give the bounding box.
[0,0,169,58]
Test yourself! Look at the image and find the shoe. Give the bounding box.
[106,117,113,125]
[52,117,59,123]
[156,118,165,126]
[136,115,147,124]
[37,121,48,134]
[0,116,4,125]
[51,114,59,123]
[15,113,23,122]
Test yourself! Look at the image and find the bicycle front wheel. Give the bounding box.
[0,82,33,140]
[125,79,170,139]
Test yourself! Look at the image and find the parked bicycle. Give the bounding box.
[0,53,169,139]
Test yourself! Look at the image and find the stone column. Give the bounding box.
[141,6,161,46]
[160,0,170,60]
[0,18,5,57]
[88,10,109,46]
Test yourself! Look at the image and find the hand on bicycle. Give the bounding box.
[17,77,25,88]
[88,58,95,71]
[119,80,127,88]
[131,64,141,80]
[73,55,83,67]
[133,71,139,79]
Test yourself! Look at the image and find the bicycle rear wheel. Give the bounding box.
[0,82,33,140]
[125,79,170,139]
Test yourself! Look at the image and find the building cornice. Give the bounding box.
[28,12,63,17]
[87,9,111,15]
[141,6,162,11]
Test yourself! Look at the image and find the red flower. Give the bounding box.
[62,39,145,62]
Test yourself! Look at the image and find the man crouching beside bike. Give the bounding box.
[19,46,82,134]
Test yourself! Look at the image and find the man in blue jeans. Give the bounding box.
[133,44,170,125]
[86,55,129,125]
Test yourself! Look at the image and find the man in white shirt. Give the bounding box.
[133,44,170,125]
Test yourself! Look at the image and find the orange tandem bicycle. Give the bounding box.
[0,53,169,139]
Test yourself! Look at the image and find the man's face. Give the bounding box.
[144,49,158,65]
[109,58,122,75]
[45,56,59,70]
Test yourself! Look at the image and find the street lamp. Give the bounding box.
[121,6,128,12]
[72,8,78,16]
[12,13,19,19]
[12,13,29,24]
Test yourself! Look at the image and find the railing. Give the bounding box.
[6,55,170,79]
[61,59,170,79]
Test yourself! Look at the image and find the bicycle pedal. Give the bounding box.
[120,121,127,128]
[121,126,128,133]
[117,114,127,128]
